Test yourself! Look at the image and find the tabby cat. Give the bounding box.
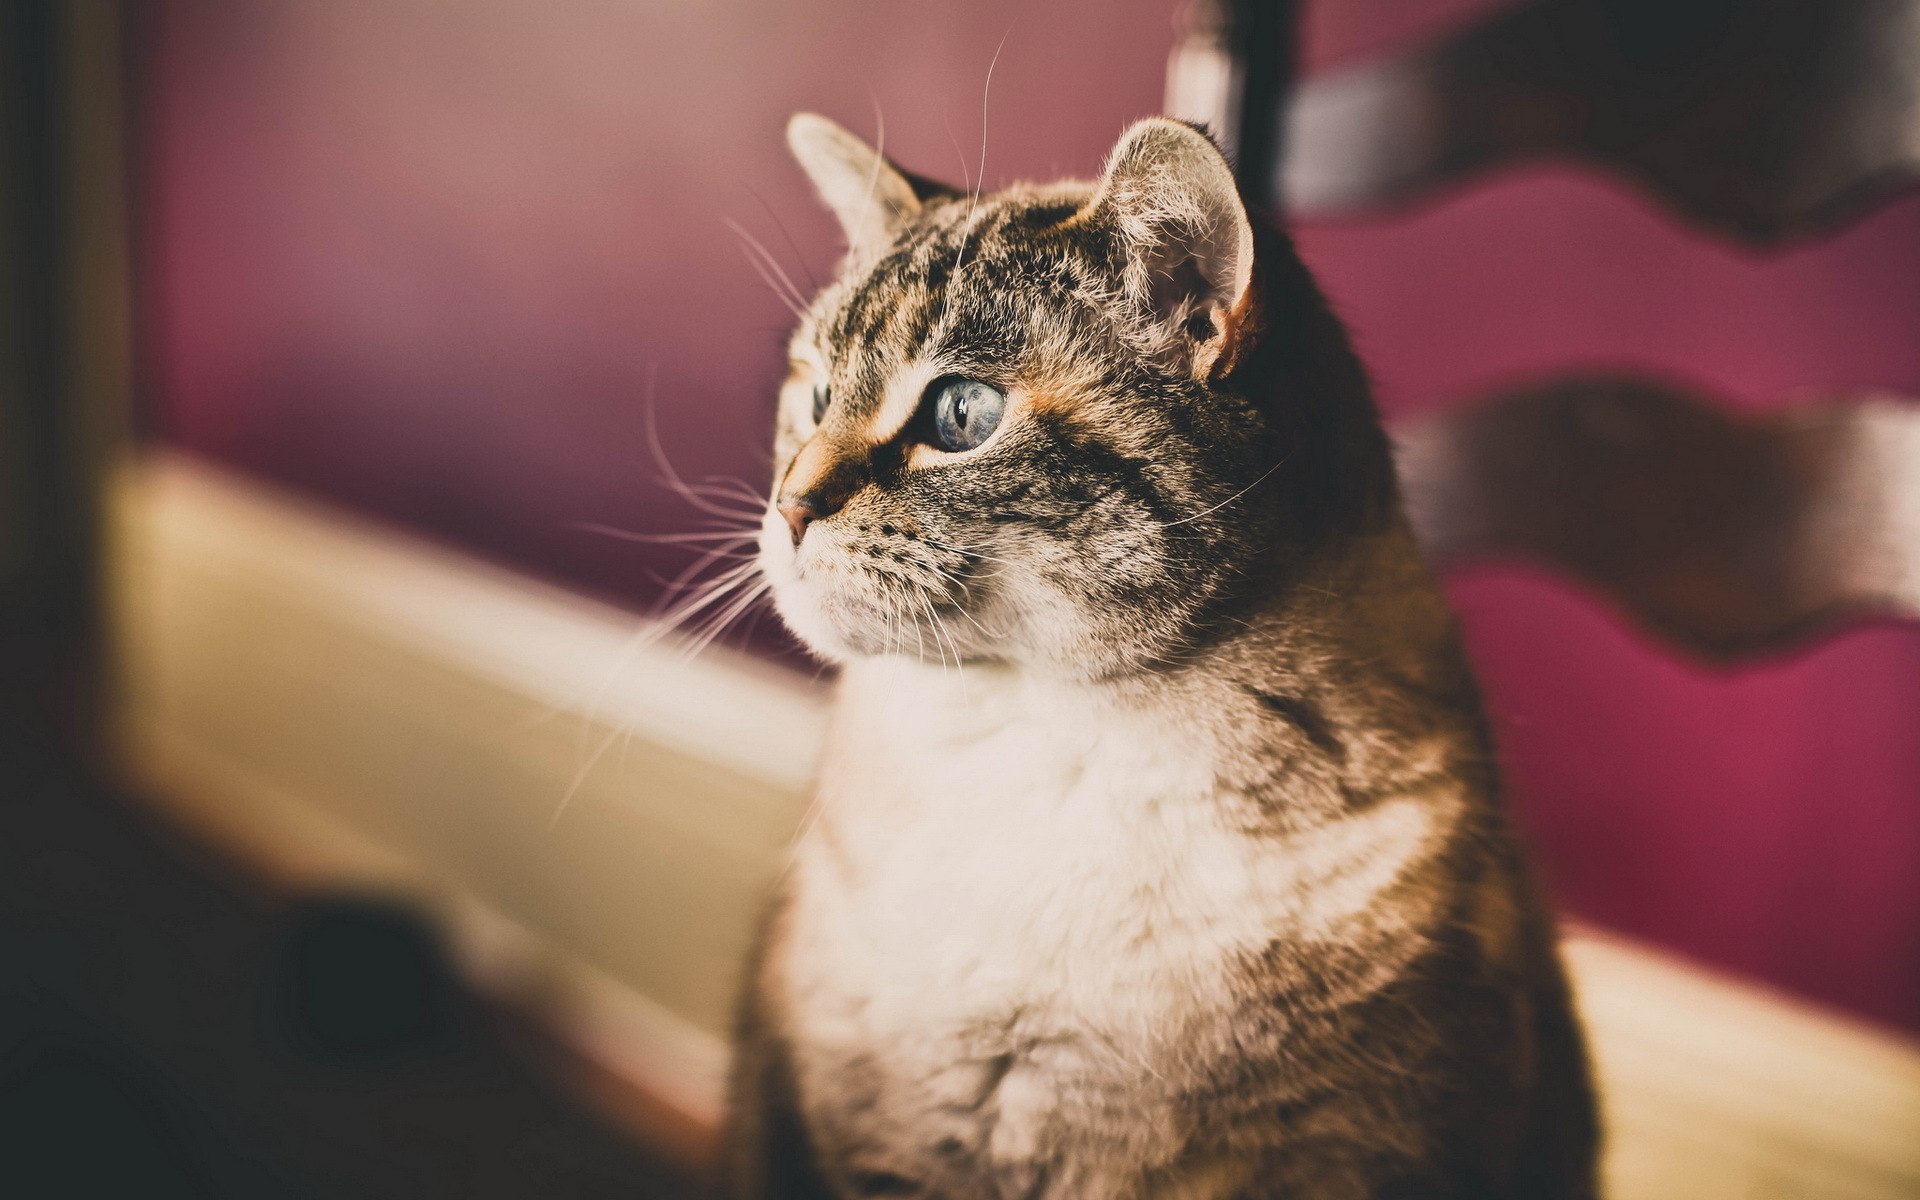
[720,113,1600,1199]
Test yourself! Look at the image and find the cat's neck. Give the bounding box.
[827,518,1478,830]
[843,519,1454,708]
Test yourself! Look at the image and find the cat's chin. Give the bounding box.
[758,550,889,664]
[769,578,1149,678]
[763,550,1160,677]
[764,587,857,663]
[764,575,950,665]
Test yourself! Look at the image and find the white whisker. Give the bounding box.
[943,109,974,197]
[921,535,1016,566]
[1158,460,1286,529]
[699,475,770,502]
[745,183,820,294]
[548,554,764,819]
[550,718,625,828]
[680,578,773,661]
[932,28,1012,342]
[637,368,776,532]
[731,222,809,318]
[973,25,1012,211]
[855,97,889,251]
[572,522,759,547]
[658,546,762,606]
[731,218,812,314]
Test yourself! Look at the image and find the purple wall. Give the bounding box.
[137,0,1920,1031]
[138,0,1178,609]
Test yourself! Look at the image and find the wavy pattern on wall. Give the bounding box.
[1396,380,1920,662]
[1280,0,1920,246]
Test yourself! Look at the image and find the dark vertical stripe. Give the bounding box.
[1224,0,1299,212]
[1248,688,1345,761]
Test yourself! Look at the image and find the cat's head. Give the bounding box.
[757,114,1374,678]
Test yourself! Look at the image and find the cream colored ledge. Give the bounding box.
[109,452,1920,1197]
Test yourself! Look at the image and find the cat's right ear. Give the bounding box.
[787,113,952,253]
[1085,119,1257,382]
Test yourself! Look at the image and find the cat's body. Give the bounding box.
[722,115,1599,1199]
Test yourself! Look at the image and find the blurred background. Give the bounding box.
[3,0,1918,1196]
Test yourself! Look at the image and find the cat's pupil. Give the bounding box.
[812,383,830,424]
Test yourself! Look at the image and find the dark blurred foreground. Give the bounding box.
[1,6,701,1193]
[0,673,696,1200]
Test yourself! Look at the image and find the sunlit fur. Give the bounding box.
[727,116,1600,1200]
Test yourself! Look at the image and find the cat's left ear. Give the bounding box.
[788,113,959,255]
[1086,119,1256,381]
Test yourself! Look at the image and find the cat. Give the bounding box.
[719,112,1600,1200]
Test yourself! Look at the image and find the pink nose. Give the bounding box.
[777,497,822,546]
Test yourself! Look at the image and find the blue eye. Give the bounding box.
[928,378,1006,452]
[812,383,831,423]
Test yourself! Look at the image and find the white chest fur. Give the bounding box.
[778,660,1448,1192]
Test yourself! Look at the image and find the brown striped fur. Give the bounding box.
[722,115,1599,1199]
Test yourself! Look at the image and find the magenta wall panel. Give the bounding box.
[136,0,1920,1032]
[138,0,1180,607]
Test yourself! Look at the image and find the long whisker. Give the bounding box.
[936,600,969,672]
[727,217,810,309]
[550,555,764,823]
[921,591,970,704]
[697,476,773,506]
[680,578,773,662]
[916,592,944,672]
[921,535,1016,567]
[745,183,820,294]
[934,580,994,639]
[657,556,759,612]
[683,502,766,524]
[551,719,625,828]
[640,367,766,524]
[973,24,1012,211]
[571,522,759,547]
[1158,460,1286,529]
[943,109,974,197]
[737,246,806,319]
[729,220,810,317]
[677,488,766,517]
[659,551,763,608]
[565,568,760,827]
[917,587,940,664]
[915,591,946,670]
[932,27,1014,343]
[855,97,888,251]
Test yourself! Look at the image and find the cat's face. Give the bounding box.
[758,116,1275,678]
